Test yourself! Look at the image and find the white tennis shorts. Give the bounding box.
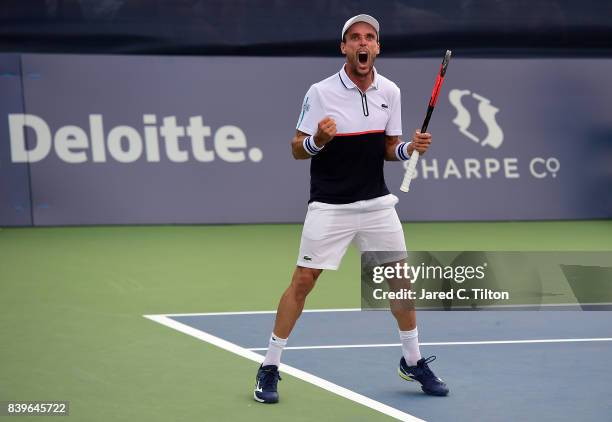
[297,194,407,270]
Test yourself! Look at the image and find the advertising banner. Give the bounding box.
[1,54,611,225]
[0,55,32,226]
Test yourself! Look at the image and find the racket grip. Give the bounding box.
[399,150,420,192]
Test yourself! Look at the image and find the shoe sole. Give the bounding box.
[253,391,278,404]
[398,368,449,396]
[398,368,416,382]
[421,387,449,396]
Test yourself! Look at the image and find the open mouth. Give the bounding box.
[358,51,368,64]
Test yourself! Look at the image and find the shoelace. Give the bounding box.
[260,369,282,389]
[418,356,437,378]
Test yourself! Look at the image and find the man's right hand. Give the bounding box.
[314,117,337,147]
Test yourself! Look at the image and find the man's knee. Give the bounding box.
[291,267,322,300]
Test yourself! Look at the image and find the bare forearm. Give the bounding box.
[385,138,401,161]
[385,135,407,161]
[292,139,311,159]
[385,132,431,161]
[292,133,311,159]
[291,121,335,160]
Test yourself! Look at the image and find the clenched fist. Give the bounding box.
[314,117,337,147]
[408,130,432,155]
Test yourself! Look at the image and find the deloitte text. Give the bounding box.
[8,114,263,164]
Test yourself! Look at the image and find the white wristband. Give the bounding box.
[395,142,411,161]
[303,136,323,155]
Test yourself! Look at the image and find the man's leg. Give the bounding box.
[272,266,322,338]
[254,266,324,403]
[390,296,417,330]
[385,270,422,366]
[262,266,322,366]
[356,196,448,396]
[387,267,449,396]
[255,202,355,403]
[391,302,422,366]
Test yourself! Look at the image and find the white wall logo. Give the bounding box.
[7,113,263,164]
[406,89,560,180]
[449,89,503,149]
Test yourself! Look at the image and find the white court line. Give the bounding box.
[143,313,424,422]
[144,308,611,420]
[160,303,612,318]
[162,308,361,317]
[247,337,612,351]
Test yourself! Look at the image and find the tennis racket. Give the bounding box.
[400,50,452,192]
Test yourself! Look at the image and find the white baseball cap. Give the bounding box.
[341,14,380,41]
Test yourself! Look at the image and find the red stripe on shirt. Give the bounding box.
[334,130,386,137]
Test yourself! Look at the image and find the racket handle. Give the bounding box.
[401,104,433,192]
[400,150,420,192]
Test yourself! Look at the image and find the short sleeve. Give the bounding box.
[296,85,326,135]
[385,86,402,136]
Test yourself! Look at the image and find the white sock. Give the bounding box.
[399,328,421,366]
[262,333,287,367]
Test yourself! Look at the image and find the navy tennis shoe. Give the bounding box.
[254,364,282,403]
[398,356,449,396]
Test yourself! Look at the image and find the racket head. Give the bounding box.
[429,50,452,107]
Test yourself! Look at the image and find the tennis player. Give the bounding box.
[254,14,449,403]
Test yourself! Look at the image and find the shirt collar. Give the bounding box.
[339,64,379,91]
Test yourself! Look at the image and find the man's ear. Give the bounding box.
[376,41,381,55]
[340,42,346,55]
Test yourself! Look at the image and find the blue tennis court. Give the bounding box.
[146,309,612,421]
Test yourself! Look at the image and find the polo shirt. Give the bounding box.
[296,65,402,204]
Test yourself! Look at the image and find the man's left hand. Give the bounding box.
[408,130,432,155]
